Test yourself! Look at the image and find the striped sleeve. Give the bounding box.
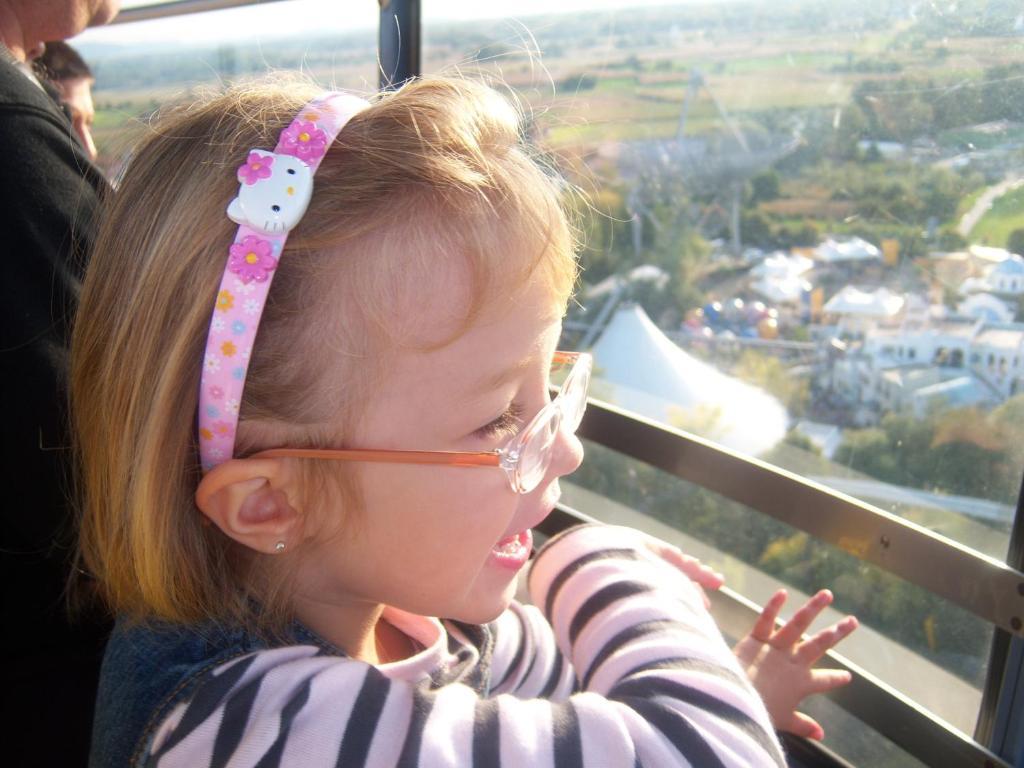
[487,601,576,701]
[143,524,785,768]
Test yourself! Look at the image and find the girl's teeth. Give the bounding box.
[494,537,523,556]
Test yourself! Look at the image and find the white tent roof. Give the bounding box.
[590,305,788,456]
[815,236,882,263]
[823,285,904,317]
[968,245,1014,264]
[751,276,811,304]
[751,251,814,279]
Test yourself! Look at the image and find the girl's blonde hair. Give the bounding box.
[72,74,578,630]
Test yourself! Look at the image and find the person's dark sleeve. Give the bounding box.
[0,93,108,617]
[0,71,111,768]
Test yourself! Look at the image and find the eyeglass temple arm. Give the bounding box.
[253,447,503,468]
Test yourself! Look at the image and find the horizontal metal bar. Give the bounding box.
[778,734,856,768]
[112,0,291,25]
[711,585,1010,768]
[541,503,1012,768]
[576,397,1024,638]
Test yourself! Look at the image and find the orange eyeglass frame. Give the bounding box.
[252,351,587,470]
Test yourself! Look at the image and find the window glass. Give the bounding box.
[423,0,1021,746]
[795,698,929,768]
[424,0,1024,565]
[75,0,378,174]
[565,440,992,754]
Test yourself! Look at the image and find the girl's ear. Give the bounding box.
[196,459,301,555]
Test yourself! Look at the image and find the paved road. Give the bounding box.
[957,175,1024,237]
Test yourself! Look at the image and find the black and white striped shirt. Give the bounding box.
[143,524,785,767]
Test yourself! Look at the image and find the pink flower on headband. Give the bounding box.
[238,151,274,185]
[228,236,277,284]
[279,120,327,162]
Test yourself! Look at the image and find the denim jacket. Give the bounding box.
[89,616,340,768]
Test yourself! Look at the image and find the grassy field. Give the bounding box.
[969,186,1024,247]
[88,10,1024,181]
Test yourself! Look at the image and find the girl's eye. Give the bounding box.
[475,402,525,440]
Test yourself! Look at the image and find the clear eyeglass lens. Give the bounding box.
[561,361,590,432]
[516,407,561,493]
[507,356,589,494]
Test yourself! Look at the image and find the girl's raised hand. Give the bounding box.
[734,588,858,740]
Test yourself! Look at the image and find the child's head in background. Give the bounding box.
[71,75,584,653]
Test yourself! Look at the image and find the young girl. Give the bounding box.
[72,75,856,767]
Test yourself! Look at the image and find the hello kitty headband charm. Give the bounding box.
[226,149,315,235]
[197,92,369,471]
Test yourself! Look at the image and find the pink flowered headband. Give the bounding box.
[198,92,370,471]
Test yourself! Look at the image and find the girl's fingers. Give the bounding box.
[783,711,825,741]
[751,589,787,642]
[806,668,854,694]
[773,589,833,648]
[794,616,859,665]
[645,539,725,590]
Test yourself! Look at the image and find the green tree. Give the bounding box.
[750,170,781,203]
[1008,228,1024,255]
[740,211,773,248]
[833,428,900,482]
[733,350,810,417]
[782,429,821,455]
[937,230,967,251]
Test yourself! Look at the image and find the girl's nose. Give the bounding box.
[549,425,584,479]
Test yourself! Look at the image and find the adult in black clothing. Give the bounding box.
[0,1,119,765]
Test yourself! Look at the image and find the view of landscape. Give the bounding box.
[79,1,1024,762]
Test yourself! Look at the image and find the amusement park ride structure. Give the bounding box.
[623,67,802,259]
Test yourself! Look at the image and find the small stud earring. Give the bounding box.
[274,541,286,553]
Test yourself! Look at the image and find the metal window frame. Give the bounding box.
[980,475,1024,761]
[562,394,1024,765]
[112,0,421,92]
[111,0,292,25]
[378,0,420,89]
[577,397,1024,639]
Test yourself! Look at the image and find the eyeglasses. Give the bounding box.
[253,351,592,494]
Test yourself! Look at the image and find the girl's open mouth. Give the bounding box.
[489,529,533,570]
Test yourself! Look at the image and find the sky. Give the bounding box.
[79,0,707,47]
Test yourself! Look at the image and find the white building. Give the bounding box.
[823,285,905,335]
[958,293,1015,323]
[831,312,1024,418]
[749,251,814,304]
[815,236,882,264]
[874,365,999,418]
[959,253,1024,298]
